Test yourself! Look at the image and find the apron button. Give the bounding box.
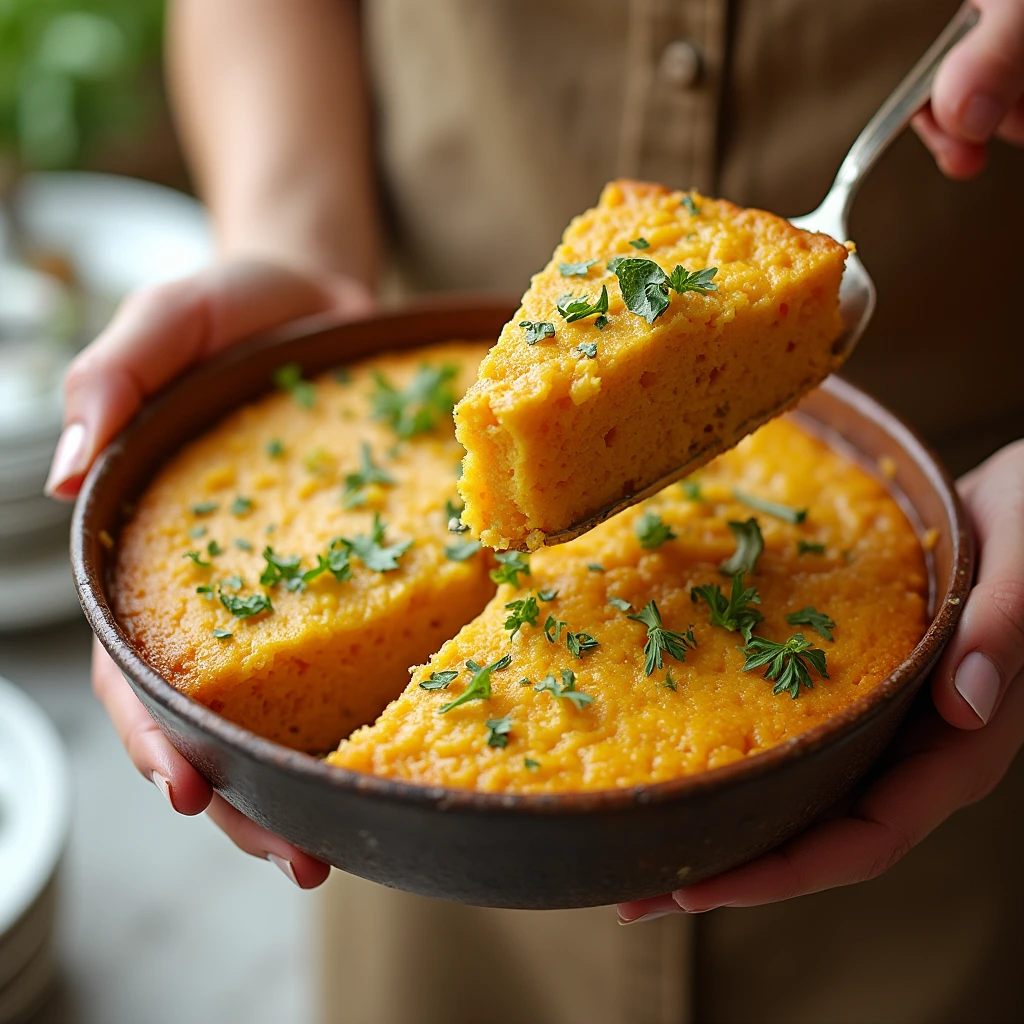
[658,38,703,89]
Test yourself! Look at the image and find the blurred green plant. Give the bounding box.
[0,0,165,174]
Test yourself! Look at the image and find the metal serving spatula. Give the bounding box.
[543,3,979,548]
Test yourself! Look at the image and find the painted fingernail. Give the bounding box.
[954,651,1001,724]
[673,893,721,914]
[45,422,89,497]
[267,853,300,886]
[960,93,1001,141]
[151,770,175,809]
[617,909,677,926]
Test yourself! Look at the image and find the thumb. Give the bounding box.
[45,260,371,500]
[932,439,1024,728]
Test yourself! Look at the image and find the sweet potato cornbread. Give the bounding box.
[454,180,850,551]
[114,342,494,753]
[329,419,927,792]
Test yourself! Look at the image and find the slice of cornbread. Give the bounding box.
[329,419,927,793]
[114,342,495,753]
[454,180,850,551]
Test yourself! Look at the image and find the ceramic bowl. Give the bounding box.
[72,298,972,909]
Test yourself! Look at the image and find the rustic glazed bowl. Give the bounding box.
[72,298,973,909]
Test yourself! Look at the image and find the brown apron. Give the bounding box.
[319,1,1024,1020]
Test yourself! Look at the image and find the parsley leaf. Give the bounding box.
[681,480,704,502]
[266,438,285,458]
[566,630,599,658]
[543,614,566,643]
[207,540,223,557]
[234,538,253,551]
[628,600,697,676]
[219,591,273,619]
[538,588,558,602]
[558,259,597,277]
[609,596,633,612]
[212,627,232,639]
[504,595,539,638]
[420,669,458,691]
[533,669,594,709]
[734,488,807,524]
[573,340,598,361]
[720,518,764,576]
[371,364,457,438]
[343,442,395,508]
[345,513,413,572]
[691,571,763,642]
[556,285,609,324]
[319,541,353,583]
[798,540,826,556]
[524,757,540,771]
[681,195,701,216]
[191,500,218,516]
[629,237,650,250]
[588,563,605,573]
[445,538,482,561]
[489,551,530,587]
[519,320,556,345]
[439,654,513,713]
[230,495,254,516]
[611,258,718,324]
[485,716,512,748]
[183,550,212,568]
[273,362,315,408]
[663,670,678,691]
[189,525,207,539]
[636,510,677,549]
[667,265,719,295]
[220,574,243,591]
[785,606,836,642]
[740,634,829,699]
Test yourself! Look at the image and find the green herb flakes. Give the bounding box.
[681,480,704,502]
[230,495,254,516]
[785,606,836,642]
[524,757,540,771]
[566,631,599,658]
[558,259,597,277]
[533,669,593,709]
[556,285,609,324]
[220,574,243,591]
[734,488,807,524]
[183,550,212,568]
[273,363,315,408]
[740,634,828,699]
[234,538,253,552]
[798,540,826,556]
[691,571,763,642]
[720,518,764,576]
[420,670,458,691]
[343,442,395,508]
[485,716,512,748]
[489,551,530,588]
[681,195,700,216]
[609,596,633,612]
[504,595,540,638]
[636,510,677,549]
[629,237,650,249]
[191,500,218,516]
[189,525,207,539]
[611,257,717,324]
[212,627,232,639]
[371,364,457,439]
[587,563,605,573]
[628,600,697,676]
[519,320,556,345]
[576,341,598,358]
[265,439,285,458]
[345,513,413,572]
[663,670,678,691]
[439,654,513,713]
[207,540,223,557]
[538,588,558,602]
[543,614,566,643]
[445,539,482,562]
[219,591,273,619]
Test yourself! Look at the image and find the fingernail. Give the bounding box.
[954,651,1001,724]
[45,422,89,497]
[617,909,677,926]
[960,93,1002,141]
[673,893,721,914]
[267,853,299,887]
[151,770,175,809]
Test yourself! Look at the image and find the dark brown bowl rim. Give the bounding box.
[72,299,974,817]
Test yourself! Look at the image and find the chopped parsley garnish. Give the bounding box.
[212,627,232,639]
[611,257,718,324]
[234,538,253,552]
[663,670,678,691]
[504,595,540,638]
[558,259,597,277]
[345,513,413,572]
[681,195,701,216]
[691,571,763,642]
[587,563,605,573]
[681,480,704,502]
[524,757,540,771]
[635,510,677,549]
[798,540,826,556]
[628,600,697,676]
[566,630,599,658]
[420,670,458,691]
[184,550,212,568]
[230,495,254,516]
[629,237,650,249]
[485,716,512,748]
[260,548,312,591]
[266,439,285,458]
[785,606,836,642]
[734,488,807,524]
[197,584,214,599]
[740,634,828,699]
[189,525,207,539]
[576,341,598,358]
[543,614,566,643]
[207,540,224,557]
[439,654,513,713]
[371,364,457,438]
[489,551,530,587]
[343,442,395,508]
[533,669,593,709]
[520,320,556,345]
[594,314,610,330]
[273,363,315,408]
[220,574,243,591]
[556,285,609,324]
[609,596,633,612]
[518,677,532,687]
[445,538,482,561]
[191,500,218,516]
[219,591,272,619]
[720,518,764,576]
[538,588,558,602]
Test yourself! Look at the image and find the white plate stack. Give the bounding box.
[0,675,70,1023]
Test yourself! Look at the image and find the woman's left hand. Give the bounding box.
[619,440,1024,921]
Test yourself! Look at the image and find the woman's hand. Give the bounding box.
[619,440,1024,921]
[50,259,374,887]
[913,0,1024,178]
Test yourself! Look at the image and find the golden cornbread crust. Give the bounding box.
[454,180,850,551]
[114,342,495,753]
[329,420,927,793]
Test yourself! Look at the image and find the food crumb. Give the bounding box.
[922,527,940,550]
[98,529,114,550]
[877,454,897,480]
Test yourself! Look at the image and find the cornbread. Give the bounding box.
[454,180,850,551]
[329,419,927,792]
[114,342,495,753]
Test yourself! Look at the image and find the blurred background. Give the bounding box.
[0,3,311,1021]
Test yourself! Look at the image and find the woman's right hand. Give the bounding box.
[48,259,375,886]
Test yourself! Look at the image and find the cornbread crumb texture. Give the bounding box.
[114,341,494,753]
[454,179,849,550]
[330,419,927,792]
